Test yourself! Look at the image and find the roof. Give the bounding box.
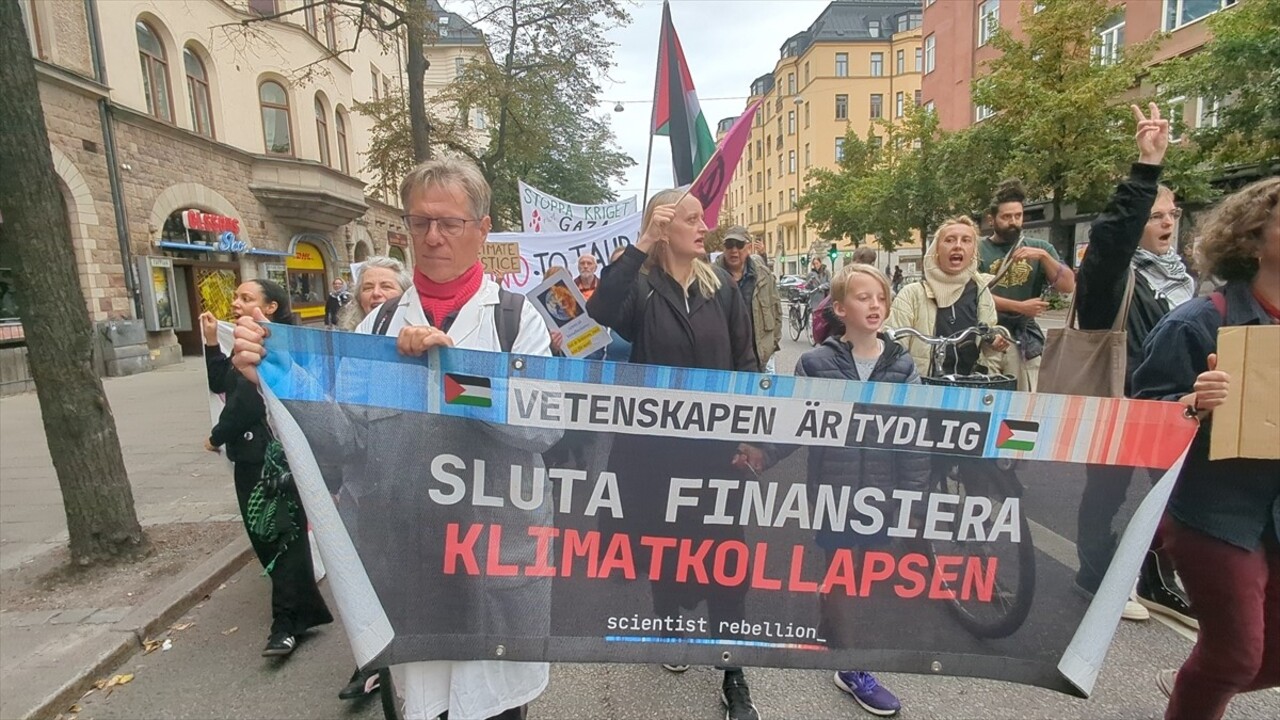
[430,0,485,46]
[780,0,921,58]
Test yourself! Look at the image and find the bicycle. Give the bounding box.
[889,325,1036,639]
[788,284,826,345]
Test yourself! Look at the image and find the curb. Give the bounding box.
[25,536,253,720]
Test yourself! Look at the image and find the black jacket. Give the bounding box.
[587,244,758,372]
[791,336,931,550]
[206,347,270,464]
[1075,163,1177,394]
[1132,281,1279,551]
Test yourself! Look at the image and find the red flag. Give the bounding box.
[689,100,763,227]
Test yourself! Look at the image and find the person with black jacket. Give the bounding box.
[1132,176,1280,720]
[1072,105,1197,627]
[202,280,332,657]
[586,188,760,720]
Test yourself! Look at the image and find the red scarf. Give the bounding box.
[1253,288,1280,323]
[415,262,484,327]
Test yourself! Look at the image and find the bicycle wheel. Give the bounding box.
[379,667,402,720]
[928,459,1036,639]
[789,304,803,342]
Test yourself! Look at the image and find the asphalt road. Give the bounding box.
[75,318,1280,719]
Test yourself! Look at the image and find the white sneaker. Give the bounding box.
[1122,599,1150,621]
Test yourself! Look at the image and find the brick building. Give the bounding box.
[5,0,488,382]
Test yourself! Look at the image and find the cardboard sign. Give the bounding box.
[481,242,521,278]
[527,267,610,358]
[1210,325,1280,460]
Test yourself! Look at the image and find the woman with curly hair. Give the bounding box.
[1131,176,1280,720]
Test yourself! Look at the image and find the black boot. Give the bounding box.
[1135,549,1198,629]
[721,670,760,720]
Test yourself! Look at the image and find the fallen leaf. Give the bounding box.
[221,626,238,635]
[142,638,164,655]
[170,621,194,631]
[68,705,82,713]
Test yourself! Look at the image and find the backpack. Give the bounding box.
[370,289,526,353]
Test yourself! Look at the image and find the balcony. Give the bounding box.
[249,157,369,231]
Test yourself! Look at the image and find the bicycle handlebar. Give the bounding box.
[889,324,1013,348]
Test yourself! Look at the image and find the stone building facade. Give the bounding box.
[9,0,489,377]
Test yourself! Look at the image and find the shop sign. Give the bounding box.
[387,230,409,248]
[215,232,250,253]
[183,210,241,235]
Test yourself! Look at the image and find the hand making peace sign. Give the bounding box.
[1132,102,1171,167]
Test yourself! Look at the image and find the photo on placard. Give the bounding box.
[537,278,583,328]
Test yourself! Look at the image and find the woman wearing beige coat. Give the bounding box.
[888,216,1008,376]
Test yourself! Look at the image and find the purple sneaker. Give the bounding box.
[834,670,900,717]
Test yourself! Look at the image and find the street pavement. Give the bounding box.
[57,324,1280,719]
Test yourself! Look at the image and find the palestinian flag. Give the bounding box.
[444,374,492,408]
[652,0,716,185]
[997,420,1039,452]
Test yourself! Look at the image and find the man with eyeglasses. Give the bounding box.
[1073,103,1198,631]
[715,226,782,372]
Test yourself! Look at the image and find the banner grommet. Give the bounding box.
[931,661,943,673]
[495,645,506,657]
[512,358,525,372]
[759,378,772,390]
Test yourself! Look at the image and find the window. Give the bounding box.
[835,137,845,162]
[978,1,999,47]
[183,47,213,138]
[20,0,44,57]
[778,156,783,179]
[1196,97,1220,128]
[868,20,880,38]
[896,49,905,75]
[305,5,318,36]
[756,140,762,159]
[1095,13,1125,65]
[805,61,810,84]
[924,35,935,73]
[383,76,391,99]
[474,109,487,130]
[804,102,811,128]
[976,104,996,122]
[371,69,380,100]
[835,53,848,77]
[870,93,883,119]
[314,96,330,166]
[789,150,796,174]
[136,21,173,122]
[870,52,884,77]
[1164,0,1237,32]
[777,117,783,138]
[248,0,277,16]
[914,89,922,107]
[897,11,922,32]
[259,80,292,155]
[895,92,904,118]
[324,5,337,51]
[789,188,797,208]
[788,110,795,135]
[924,100,935,114]
[455,57,464,77]
[335,109,350,173]
[805,143,811,168]
[915,47,923,72]
[1167,96,1187,142]
[870,136,884,150]
[835,94,848,120]
[788,73,796,95]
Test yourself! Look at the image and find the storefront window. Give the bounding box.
[287,240,328,321]
[388,246,406,263]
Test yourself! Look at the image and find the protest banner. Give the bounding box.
[488,213,642,293]
[257,326,1199,697]
[519,181,638,234]
[529,268,610,358]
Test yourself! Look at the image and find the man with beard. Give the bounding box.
[978,180,1075,391]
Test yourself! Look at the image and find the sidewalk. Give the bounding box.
[0,358,246,720]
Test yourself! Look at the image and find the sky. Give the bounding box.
[444,0,834,204]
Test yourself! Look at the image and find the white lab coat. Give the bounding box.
[357,277,553,720]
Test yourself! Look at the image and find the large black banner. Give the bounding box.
[258,326,1197,697]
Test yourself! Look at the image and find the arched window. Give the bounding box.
[259,81,292,155]
[136,20,172,121]
[315,95,331,167]
[334,108,350,174]
[184,47,213,138]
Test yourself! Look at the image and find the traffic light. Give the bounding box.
[827,243,838,263]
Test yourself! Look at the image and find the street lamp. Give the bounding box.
[793,94,804,272]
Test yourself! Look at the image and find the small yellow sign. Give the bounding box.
[480,242,521,277]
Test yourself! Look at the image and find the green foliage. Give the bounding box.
[972,0,1163,215]
[1156,0,1280,167]
[351,93,414,201]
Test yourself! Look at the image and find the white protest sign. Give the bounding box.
[528,267,611,358]
[489,212,642,292]
[519,180,638,233]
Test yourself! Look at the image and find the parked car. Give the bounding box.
[778,275,807,303]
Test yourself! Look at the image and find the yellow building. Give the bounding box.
[725,0,924,276]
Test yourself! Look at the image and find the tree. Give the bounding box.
[1156,0,1280,168]
[800,128,880,247]
[226,0,435,162]
[0,4,146,565]
[972,0,1164,251]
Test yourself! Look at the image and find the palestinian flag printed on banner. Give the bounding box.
[651,0,716,186]
[997,420,1039,452]
[443,374,492,408]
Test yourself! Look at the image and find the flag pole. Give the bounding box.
[642,2,668,205]
[641,131,656,205]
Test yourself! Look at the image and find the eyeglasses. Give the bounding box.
[1149,209,1183,223]
[401,215,478,238]
[723,239,747,249]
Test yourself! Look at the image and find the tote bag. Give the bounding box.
[1038,269,1135,398]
